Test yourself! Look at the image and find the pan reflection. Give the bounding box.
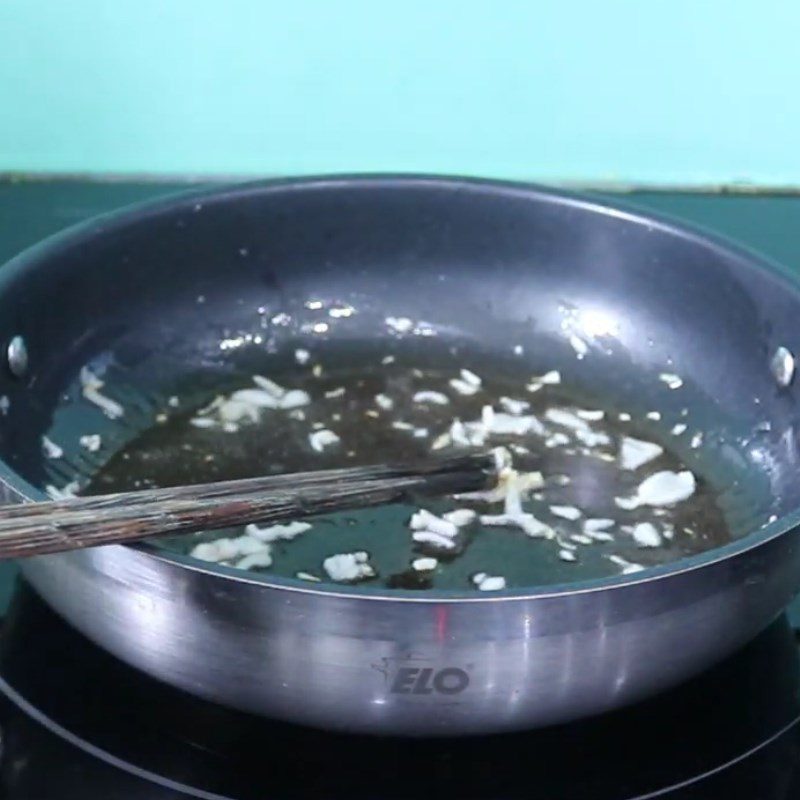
[0,576,798,800]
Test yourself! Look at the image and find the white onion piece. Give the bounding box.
[309,429,340,452]
[413,390,449,405]
[323,551,375,582]
[550,505,582,521]
[619,437,663,470]
[412,530,458,550]
[631,522,662,547]
[42,436,63,459]
[409,510,459,538]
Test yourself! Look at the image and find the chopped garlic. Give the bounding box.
[386,317,414,333]
[616,470,696,510]
[584,518,614,534]
[637,470,696,505]
[325,387,346,399]
[412,530,458,550]
[381,355,396,365]
[480,513,554,538]
[309,429,340,452]
[412,557,438,572]
[569,334,589,358]
[391,420,414,431]
[375,393,394,410]
[80,367,124,419]
[631,522,662,547]
[191,535,270,564]
[690,432,704,449]
[545,432,570,448]
[646,411,661,421]
[190,417,217,429]
[607,554,645,574]
[449,378,479,395]
[545,408,610,447]
[513,345,524,355]
[245,521,312,542]
[413,427,429,438]
[46,481,79,500]
[659,373,683,389]
[323,551,376,582]
[550,505,582,521]
[296,571,321,582]
[295,348,310,365]
[618,412,631,422]
[671,423,687,436]
[449,418,472,446]
[503,474,523,516]
[410,509,458,538]
[619,436,663,470]
[457,469,543,504]
[431,432,452,450]
[329,305,354,318]
[558,549,577,562]
[570,534,594,545]
[79,434,102,452]
[42,436,63,459]
[576,409,604,421]
[614,496,640,510]
[219,399,260,423]
[488,412,545,436]
[280,389,312,409]
[476,575,506,591]
[460,369,482,387]
[527,370,560,392]
[413,390,449,405]
[443,508,477,526]
[252,375,286,397]
[235,552,274,570]
[188,542,224,562]
[499,397,530,415]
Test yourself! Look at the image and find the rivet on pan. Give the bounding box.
[771,346,795,388]
[6,336,28,379]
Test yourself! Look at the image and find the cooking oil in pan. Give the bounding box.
[81,345,737,592]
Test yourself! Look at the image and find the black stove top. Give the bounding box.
[0,562,799,799]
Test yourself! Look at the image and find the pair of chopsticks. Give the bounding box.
[0,452,496,559]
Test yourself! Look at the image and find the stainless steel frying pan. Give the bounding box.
[0,175,798,735]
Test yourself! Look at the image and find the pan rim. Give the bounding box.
[4,172,798,603]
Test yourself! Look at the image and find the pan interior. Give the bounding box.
[79,336,739,590]
[0,179,793,592]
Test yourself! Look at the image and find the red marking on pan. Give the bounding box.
[435,605,448,642]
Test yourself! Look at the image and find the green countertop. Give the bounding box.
[1,180,799,272]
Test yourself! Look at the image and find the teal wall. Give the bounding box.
[1,1,799,184]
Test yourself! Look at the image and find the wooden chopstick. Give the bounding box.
[0,452,495,559]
